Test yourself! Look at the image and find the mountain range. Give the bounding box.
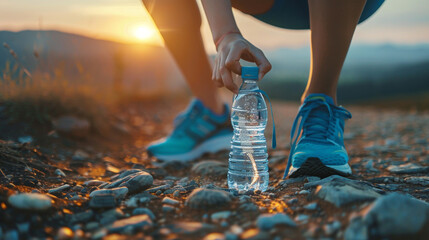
[1,30,429,101]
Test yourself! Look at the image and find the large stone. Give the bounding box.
[89,194,117,209]
[104,171,153,194]
[121,172,153,193]
[90,187,128,199]
[344,217,368,240]
[114,169,143,181]
[8,193,52,211]
[345,193,429,239]
[304,175,355,189]
[191,160,228,180]
[108,214,152,233]
[363,193,429,237]
[186,188,231,210]
[387,163,429,174]
[52,115,90,138]
[314,180,380,207]
[256,213,296,231]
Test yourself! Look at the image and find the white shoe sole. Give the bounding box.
[153,133,233,162]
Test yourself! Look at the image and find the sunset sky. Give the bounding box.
[1,0,428,53]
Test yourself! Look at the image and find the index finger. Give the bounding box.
[251,49,272,80]
[224,44,246,75]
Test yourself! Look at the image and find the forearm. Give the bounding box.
[201,0,241,44]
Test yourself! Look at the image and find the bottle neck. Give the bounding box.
[240,79,259,91]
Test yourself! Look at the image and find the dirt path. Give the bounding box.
[0,101,428,240]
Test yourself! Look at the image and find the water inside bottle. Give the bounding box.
[228,86,269,192]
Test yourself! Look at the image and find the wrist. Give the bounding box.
[215,31,242,51]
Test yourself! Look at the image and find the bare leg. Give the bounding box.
[142,0,223,114]
[303,0,367,104]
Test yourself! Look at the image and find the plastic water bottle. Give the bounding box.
[228,66,269,192]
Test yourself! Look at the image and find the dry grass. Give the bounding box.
[0,41,186,136]
[0,60,116,133]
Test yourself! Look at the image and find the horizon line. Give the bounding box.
[2,28,429,50]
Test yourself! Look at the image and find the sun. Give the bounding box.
[133,25,155,41]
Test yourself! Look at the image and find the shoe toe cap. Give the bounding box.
[292,143,348,167]
[147,138,192,156]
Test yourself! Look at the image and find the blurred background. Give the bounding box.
[1,0,429,118]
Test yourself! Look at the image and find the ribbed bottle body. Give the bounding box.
[228,88,269,192]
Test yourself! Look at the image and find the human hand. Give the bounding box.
[212,33,271,93]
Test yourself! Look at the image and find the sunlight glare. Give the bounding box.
[133,25,155,41]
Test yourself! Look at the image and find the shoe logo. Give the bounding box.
[333,148,346,154]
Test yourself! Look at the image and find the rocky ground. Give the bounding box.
[0,100,428,240]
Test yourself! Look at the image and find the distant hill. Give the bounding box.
[257,43,429,103]
[0,30,185,93]
[1,30,428,102]
[263,43,429,82]
[260,61,429,103]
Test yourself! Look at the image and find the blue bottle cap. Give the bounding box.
[241,66,259,80]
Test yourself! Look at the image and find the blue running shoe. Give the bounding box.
[147,99,233,162]
[283,94,352,178]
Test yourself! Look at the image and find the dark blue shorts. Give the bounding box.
[251,0,384,29]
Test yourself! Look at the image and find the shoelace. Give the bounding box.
[173,100,197,127]
[234,83,277,149]
[282,99,351,178]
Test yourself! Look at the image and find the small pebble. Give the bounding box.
[211,211,232,223]
[57,227,73,240]
[303,202,318,210]
[55,169,66,177]
[48,184,71,194]
[324,221,341,236]
[162,204,175,213]
[295,214,309,222]
[162,197,179,206]
[132,208,156,220]
[298,190,310,195]
[173,190,181,198]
